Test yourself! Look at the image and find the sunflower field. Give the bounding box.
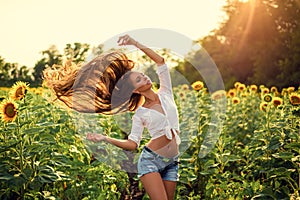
[0,81,300,200]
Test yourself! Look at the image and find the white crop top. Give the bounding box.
[128,64,181,147]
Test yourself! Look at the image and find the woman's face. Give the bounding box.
[129,71,152,93]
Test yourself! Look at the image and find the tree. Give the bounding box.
[274,0,300,88]
[32,43,90,86]
[277,26,300,88]
[32,45,63,86]
[193,0,300,89]
[64,43,90,63]
[0,56,33,87]
[91,44,104,57]
[0,57,8,85]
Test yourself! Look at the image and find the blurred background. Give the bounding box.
[0,0,299,89]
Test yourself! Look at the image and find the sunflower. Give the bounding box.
[34,88,43,95]
[0,99,18,123]
[250,85,258,93]
[211,90,226,100]
[181,84,190,91]
[9,81,29,101]
[191,81,204,91]
[289,93,300,105]
[281,88,288,96]
[272,97,283,107]
[232,97,240,104]
[270,86,278,93]
[261,87,270,95]
[241,93,247,97]
[259,102,268,112]
[227,89,236,97]
[238,84,246,92]
[263,94,273,103]
[234,82,241,89]
[287,87,295,94]
[178,92,186,101]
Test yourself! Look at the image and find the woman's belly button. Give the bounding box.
[147,135,178,157]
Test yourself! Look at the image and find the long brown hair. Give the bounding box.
[43,51,143,114]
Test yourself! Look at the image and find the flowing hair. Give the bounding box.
[43,51,143,114]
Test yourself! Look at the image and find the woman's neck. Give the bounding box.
[141,89,158,104]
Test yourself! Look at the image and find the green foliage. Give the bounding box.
[0,82,300,199]
[176,85,300,199]
[0,90,128,199]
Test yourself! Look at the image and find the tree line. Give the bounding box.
[0,43,92,87]
[1,0,299,89]
[177,0,300,90]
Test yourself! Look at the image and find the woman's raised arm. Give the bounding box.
[118,35,165,66]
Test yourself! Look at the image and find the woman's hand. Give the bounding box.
[118,34,164,65]
[117,34,137,46]
[86,133,106,143]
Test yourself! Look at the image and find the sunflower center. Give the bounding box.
[15,87,24,98]
[265,97,271,102]
[5,103,16,118]
[291,96,300,103]
[273,100,281,106]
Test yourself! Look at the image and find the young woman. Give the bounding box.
[43,35,180,200]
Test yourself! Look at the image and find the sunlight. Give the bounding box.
[236,0,257,52]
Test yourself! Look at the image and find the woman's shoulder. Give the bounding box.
[157,87,174,97]
[134,106,146,116]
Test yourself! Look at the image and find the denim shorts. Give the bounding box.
[137,146,179,181]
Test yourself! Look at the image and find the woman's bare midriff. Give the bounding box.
[143,103,179,158]
[146,130,179,158]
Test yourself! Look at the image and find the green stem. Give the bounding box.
[290,117,294,129]
[298,166,300,192]
[16,117,23,170]
[266,110,271,136]
[2,122,7,142]
[24,98,29,123]
[16,116,25,196]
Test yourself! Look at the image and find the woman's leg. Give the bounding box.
[163,180,177,200]
[140,172,168,200]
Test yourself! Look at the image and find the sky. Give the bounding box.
[0,0,227,68]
